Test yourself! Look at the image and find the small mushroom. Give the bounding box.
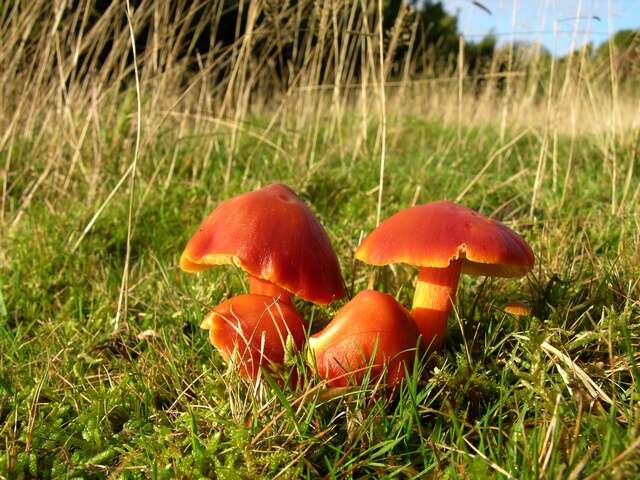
[203,294,307,379]
[355,201,534,348]
[504,301,531,317]
[308,290,420,387]
[181,183,345,306]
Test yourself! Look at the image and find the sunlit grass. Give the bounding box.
[2,114,639,477]
[1,0,639,477]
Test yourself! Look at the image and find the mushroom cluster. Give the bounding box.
[181,184,534,388]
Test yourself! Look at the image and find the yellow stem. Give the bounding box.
[411,259,463,348]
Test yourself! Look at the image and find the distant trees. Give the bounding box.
[594,30,640,82]
[9,0,639,93]
[47,0,498,81]
[545,29,640,93]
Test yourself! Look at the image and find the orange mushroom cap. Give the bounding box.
[355,201,534,277]
[504,301,532,317]
[203,294,308,379]
[309,290,420,387]
[181,183,345,304]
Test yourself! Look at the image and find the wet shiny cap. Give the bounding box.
[181,183,345,304]
[204,294,307,379]
[355,200,534,277]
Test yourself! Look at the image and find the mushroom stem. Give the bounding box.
[411,259,463,348]
[248,275,293,305]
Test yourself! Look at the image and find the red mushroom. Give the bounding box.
[203,294,307,379]
[355,201,534,348]
[181,183,345,305]
[308,290,420,387]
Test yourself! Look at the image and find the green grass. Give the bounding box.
[1,115,639,479]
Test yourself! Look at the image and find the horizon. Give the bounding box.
[441,0,640,56]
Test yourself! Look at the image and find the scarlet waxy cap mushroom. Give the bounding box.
[355,201,534,348]
[202,294,307,379]
[180,183,345,305]
[308,290,420,387]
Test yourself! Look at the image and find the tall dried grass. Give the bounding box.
[1,0,638,236]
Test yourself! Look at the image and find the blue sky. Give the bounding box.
[441,0,640,56]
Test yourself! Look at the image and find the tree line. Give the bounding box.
[6,0,638,92]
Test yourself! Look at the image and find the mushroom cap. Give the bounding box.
[355,201,534,277]
[204,294,308,379]
[309,290,420,387]
[504,301,532,317]
[180,183,345,304]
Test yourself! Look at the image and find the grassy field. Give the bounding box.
[2,1,640,478]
